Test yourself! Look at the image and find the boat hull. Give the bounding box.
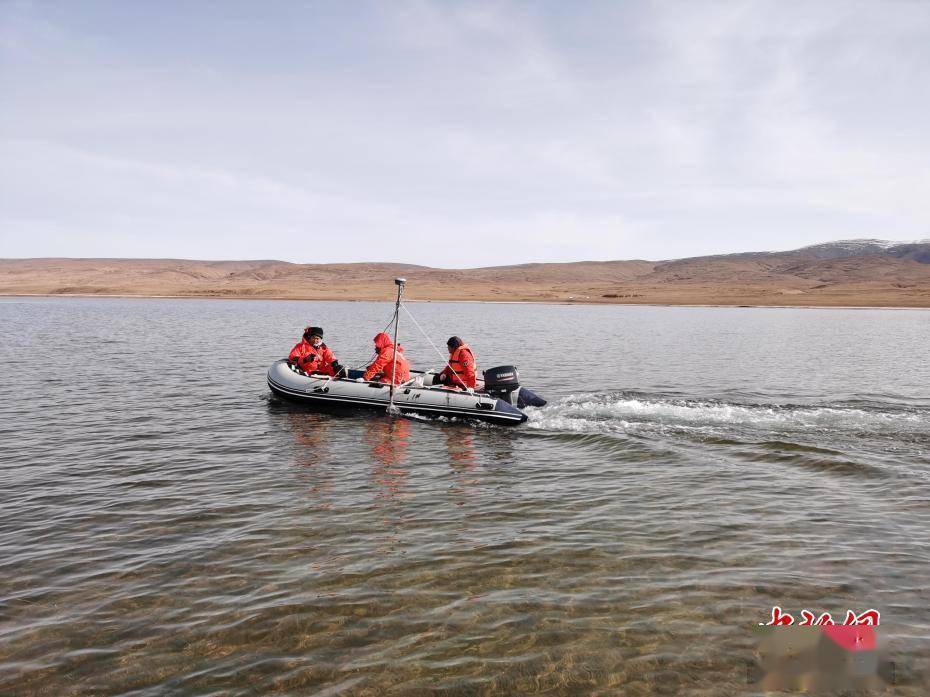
[267,360,528,425]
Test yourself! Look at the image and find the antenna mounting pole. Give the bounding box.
[388,278,406,412]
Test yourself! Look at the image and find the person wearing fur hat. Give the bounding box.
[287,326,343,377]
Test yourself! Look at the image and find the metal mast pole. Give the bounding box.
[388,277,406,411]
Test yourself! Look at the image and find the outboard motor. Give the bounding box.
[483,366,547,409]
[483,365,520,403]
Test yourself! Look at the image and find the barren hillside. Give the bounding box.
[2,240,929,307]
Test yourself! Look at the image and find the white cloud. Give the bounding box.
[2,0,929,264]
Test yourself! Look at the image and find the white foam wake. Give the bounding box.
[525,393,927,437]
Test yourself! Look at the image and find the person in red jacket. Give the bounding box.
[435,336,477,390]
[288,326,343,376]
[362,332,410,384]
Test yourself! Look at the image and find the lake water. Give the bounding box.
[1,297,928,695]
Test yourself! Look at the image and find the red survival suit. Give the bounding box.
[288,338,338,376]
[363,332,411,385]
[439,343,477,389]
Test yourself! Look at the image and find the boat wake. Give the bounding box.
[526,392,929,442]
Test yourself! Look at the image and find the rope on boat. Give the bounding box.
[400,304,463,385]
[345,289,464,393]
[349,315,396,370]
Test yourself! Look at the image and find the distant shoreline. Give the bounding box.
[3,292,928,311]
[3,246,928,308]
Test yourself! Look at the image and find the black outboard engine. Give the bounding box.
[483,365,520,403]
[483,366,547,409]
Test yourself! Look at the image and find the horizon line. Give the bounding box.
[2,237,927,269]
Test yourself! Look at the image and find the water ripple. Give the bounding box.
[1,298,928,694]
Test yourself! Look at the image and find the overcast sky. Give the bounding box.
[2,1,929,266]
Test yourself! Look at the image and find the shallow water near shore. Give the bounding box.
[1,297,928,695]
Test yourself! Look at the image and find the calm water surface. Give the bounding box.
[1,297,928,695]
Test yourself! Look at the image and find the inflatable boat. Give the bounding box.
[268,278,546,426]
[267,361,546,426]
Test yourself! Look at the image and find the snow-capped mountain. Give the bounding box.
[795,239,930,262]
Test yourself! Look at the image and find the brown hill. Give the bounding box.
[2,240,929,307]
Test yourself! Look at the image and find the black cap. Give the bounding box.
[447,336,463,349]
[305,326,323,338]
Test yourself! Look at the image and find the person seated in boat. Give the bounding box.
[434,336,477,390]
[288,326,344,376]
[361,332,410,384]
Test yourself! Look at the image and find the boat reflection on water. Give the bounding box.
[362,416,412,555]
[443,426,477,470]
[281,411,337,509]
[365,416,412,501]
[284,411,331,467]
[278,405,515,509]
[441,425,479,506]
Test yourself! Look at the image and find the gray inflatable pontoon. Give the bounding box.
[267,359,544,425]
